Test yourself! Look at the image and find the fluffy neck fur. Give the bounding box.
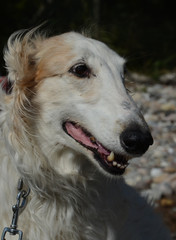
[0,101,108,240]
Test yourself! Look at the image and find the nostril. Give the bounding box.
[120,128,153,155]
[122,132,140,148]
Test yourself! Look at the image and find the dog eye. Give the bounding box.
[69,63,91,78]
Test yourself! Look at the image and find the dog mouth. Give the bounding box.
[63,121,130,175]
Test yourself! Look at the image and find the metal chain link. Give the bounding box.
[1,178,30,240]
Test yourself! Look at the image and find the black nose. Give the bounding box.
[120,126,153,155]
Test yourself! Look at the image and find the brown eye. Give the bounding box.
[69,63,91,78]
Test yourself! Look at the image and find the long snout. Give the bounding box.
[120,123,153,155]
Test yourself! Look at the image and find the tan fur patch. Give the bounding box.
[11,34,75,138]
[10,33,74,98]
[35,36,74,82]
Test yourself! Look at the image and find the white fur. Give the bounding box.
[0,29,171,240]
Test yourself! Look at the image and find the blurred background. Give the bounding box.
[0,0,176,238]
[0,0,176,77]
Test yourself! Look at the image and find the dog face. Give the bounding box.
[5,30,153,177]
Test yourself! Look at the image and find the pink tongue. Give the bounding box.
[65,122,110,155]
[96,142,110,155]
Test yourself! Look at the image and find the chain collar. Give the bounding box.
[1,178,30,240]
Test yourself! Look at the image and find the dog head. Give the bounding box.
[4,28,153,178]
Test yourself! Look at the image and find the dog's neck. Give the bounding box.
[13,147,98,202]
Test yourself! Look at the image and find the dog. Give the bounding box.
[0,28,171,240]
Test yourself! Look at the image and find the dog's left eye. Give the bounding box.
[69,63,91,78]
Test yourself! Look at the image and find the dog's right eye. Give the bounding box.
[69,63,91,78]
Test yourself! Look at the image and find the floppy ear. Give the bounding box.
[4,28,44,93]
[3,28,46,148]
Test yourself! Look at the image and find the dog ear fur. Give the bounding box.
[4,27,45,92]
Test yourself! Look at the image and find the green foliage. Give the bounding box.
[0,0,175,78]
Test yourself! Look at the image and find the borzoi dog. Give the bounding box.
[0,28,171,240]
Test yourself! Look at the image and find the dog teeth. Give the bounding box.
[112,161,117,166]
[107,152,128,170]
[112,161,128,169]
[107,151,114,162]
[120,165,125,169]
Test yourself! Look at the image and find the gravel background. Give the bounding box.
[124,73,176,239]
